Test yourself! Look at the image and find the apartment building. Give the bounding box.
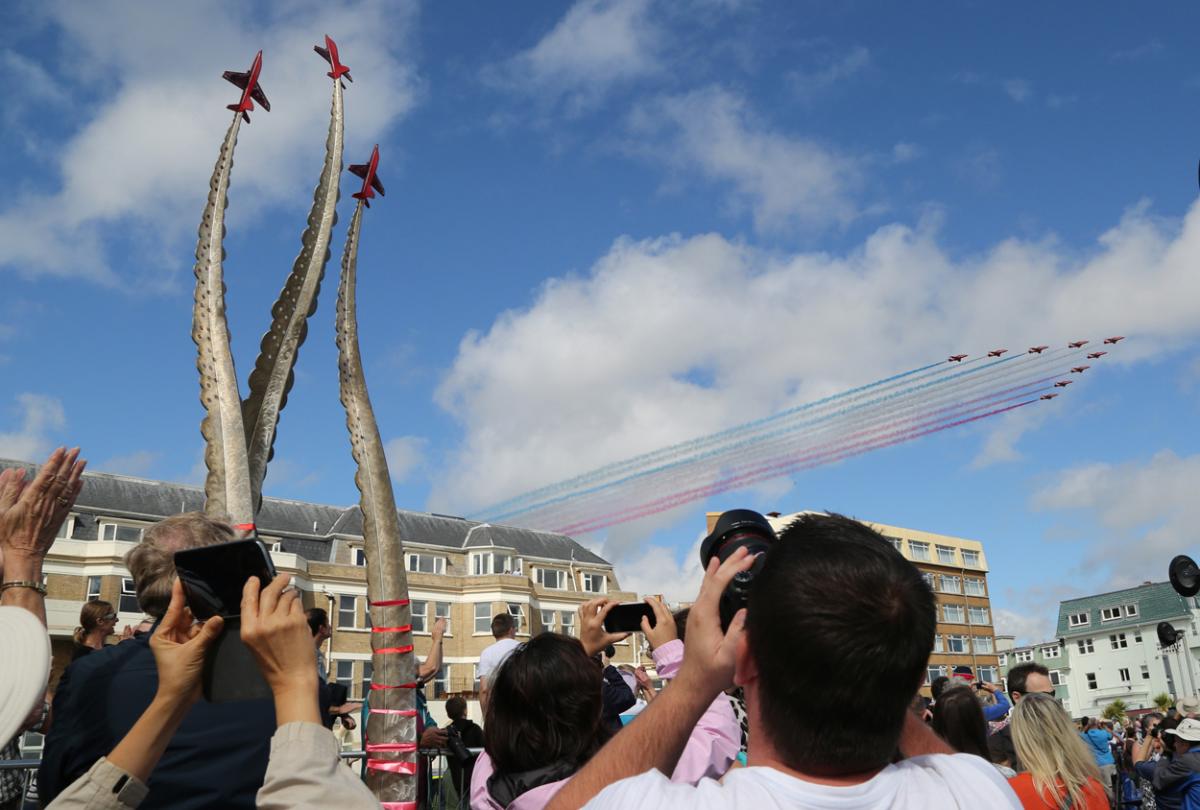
[1056,581,1200,717]
[743,511,999,694]
[996,640,1073,713]
[1,460,636,726]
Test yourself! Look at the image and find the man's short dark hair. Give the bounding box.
[746,513,936,777]
[1006,662,1049,699]
[491,612,515,639]
[930,675,951,701]
[306,608,328,637]
[446,696,468,721]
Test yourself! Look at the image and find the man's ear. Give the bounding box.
[734,632,757,686]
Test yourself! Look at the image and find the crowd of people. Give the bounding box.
[3,447,1200,808]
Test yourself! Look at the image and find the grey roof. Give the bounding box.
[1055,581,1192,638]
[0,459,610,567]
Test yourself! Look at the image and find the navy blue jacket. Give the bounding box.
[38,634,277,809]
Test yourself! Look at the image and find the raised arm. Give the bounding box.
[546,549,753,810]
[418,616,446,682]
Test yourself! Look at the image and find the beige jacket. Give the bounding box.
[46,722,380,809]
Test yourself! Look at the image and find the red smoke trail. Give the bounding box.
[554,398,1039,535]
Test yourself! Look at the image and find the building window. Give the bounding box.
[942,604,965,623]
[927,665,946,684]
[885,536,904,553]
[998,654,1008,668]
[86,576,102,601]
[961,550,981,568]
[433,601,452,635]
[1119,667,1131,683]
[1068,612,1089,628]
[338,595,360,629]
[406,553,446,575]
[1110,633,1128,650]
[909,542,930,562]
[1134,630,1143,644]
[507,603,526,634]
[936,545,957,565]
[1050,670,1065,686]
[1125,604,1139,618]
[119,577,139,613]
[947,635,969,654]
[57,516,76,539]
[1041,645,1061,659]
[921,572,936,590]
[968,607,990,625]
[474,603,491,634]
[352,548,367,567]
[540,610,556,632]
[581,572,606,594]
[974,636,995,653]
[473,552,520,576]
[473,664,480,692]
[430,665,450,698]
[411,600,429,633]
[560,611,576,637]
[1101,607,1122,622]
[1015,649,1033,663]
[940,575,962,594]
[1086,672,1098,690]
[1142,665,1151,680]
[964,577,986,596]
[100,522,144,543]
[1077,638,1094,655]
[335,660,354,692]
[934,635,944,653]
[977,665,997,683]
[535,568,566,590]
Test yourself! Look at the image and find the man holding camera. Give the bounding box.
[546,511,1019,809]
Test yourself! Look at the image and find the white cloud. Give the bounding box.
[0,393,67,461]
[0,0,419,282]
[98,450,160,478]
[627,86,864,232]
[486,0,659,113]
[609,533,707,603]
[1002,78,1032,103]
[1032,449,1200,586]
[433,198,1200,531]
[970,405,1052,469]
[892,142,922,164]
[788,45,870,99]
[993,608,1055,647]
[384,436,428,484]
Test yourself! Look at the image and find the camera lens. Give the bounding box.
[699,510,775,629]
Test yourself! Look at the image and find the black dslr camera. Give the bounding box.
[445,724,471,765]
[699,509,775,630]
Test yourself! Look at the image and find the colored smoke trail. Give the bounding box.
[554,397,1039,536]
[483,348,1078,529]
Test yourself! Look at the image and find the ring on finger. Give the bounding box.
[55,496,70,506]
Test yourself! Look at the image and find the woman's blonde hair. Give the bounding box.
[1011,692,1101,809]
[123,512,235,619]
[74,599,114,644]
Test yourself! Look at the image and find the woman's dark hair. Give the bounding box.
[931,684,989,759]
[484,633,610,774]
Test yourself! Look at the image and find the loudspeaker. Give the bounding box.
[1170,555,1200,598]
[1158,621,1179,647]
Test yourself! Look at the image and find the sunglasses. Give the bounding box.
[102,613,117,621]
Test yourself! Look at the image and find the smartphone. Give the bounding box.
[175,538,277,620]
[603,602,656,633]
[174,539,278,703]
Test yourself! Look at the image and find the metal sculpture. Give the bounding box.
[336,148,417,805]
[242,45,345,510]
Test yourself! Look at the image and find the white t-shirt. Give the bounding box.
[582,753,1021,809]
[478,637,521,683]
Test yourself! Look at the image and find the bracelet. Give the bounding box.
[1,580,47,596]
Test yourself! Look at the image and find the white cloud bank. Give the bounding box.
[0,0,419,284]
[0,393,67,460]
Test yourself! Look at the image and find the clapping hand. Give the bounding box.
[0,447,85,567]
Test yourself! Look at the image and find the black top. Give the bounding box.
[69,642,95,663]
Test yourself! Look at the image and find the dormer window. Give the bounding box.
[581,572,606,593]
[99,521,145,543]
[535,568,566,590]
[472,552,521,576]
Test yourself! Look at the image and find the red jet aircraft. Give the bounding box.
[1087,351,1107,359]
[1041,394,1058,400]
[223,50,270,123]
[1028,346,1049,354]
[1104,336,1125,344]
[314,35,352,86]
[1068,340,1089,348]
[349,145,385,207]
[988,349,1007,357]
[1054,380,1073,388]
[1071,365,1090,374]
[948,354,968,362]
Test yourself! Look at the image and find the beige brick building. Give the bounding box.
[708,510,1000,695]
[3,460,637,730]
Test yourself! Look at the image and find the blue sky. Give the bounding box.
[2,0,1198,643]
